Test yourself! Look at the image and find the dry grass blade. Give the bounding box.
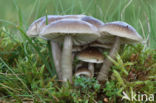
[121,0,133,20]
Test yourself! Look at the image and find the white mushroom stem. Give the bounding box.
[51,41,62,80]
[97,36,120,81]
[61,36,73,82]
[88,63,94,77]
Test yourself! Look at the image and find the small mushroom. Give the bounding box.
[97,21,143,81]
[77,47,104,77]
[75,67,92,78]
[40,19,100,82]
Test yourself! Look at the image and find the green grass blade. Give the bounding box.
[27,0,39,23]
[0,57,31,94]
[16,27,54,77]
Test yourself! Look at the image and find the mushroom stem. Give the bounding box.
[61,36,73,82]
[51,41,62,80]
[97,36,120,81]
[88,63,94,77]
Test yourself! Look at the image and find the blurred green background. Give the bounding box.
[0,0,156,48]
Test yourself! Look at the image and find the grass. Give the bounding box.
[0,0,156,48]
[0,0,156,102]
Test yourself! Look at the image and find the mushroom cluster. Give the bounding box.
[27,15,143,82]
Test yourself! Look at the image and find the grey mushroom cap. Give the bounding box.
[26,16,45,37]
[40,19,100,45]
[89,41,112,49]
[26,15,63,37]
[26,15,104,38]
[98,21,143,44]
[26,15,86,37]
[39,14,86,28]
[81,16,104,28]
[77,48,104,63]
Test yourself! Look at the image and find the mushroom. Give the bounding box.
[27,15,87,80]
[40,19,100,82]
[26,15,64,79]
[75,67,92,78]
[77,47,104,77]
[97,21,143,81]
[39,15,87,80]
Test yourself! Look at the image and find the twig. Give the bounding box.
[139,19,146,39]
[145,13,151,47]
